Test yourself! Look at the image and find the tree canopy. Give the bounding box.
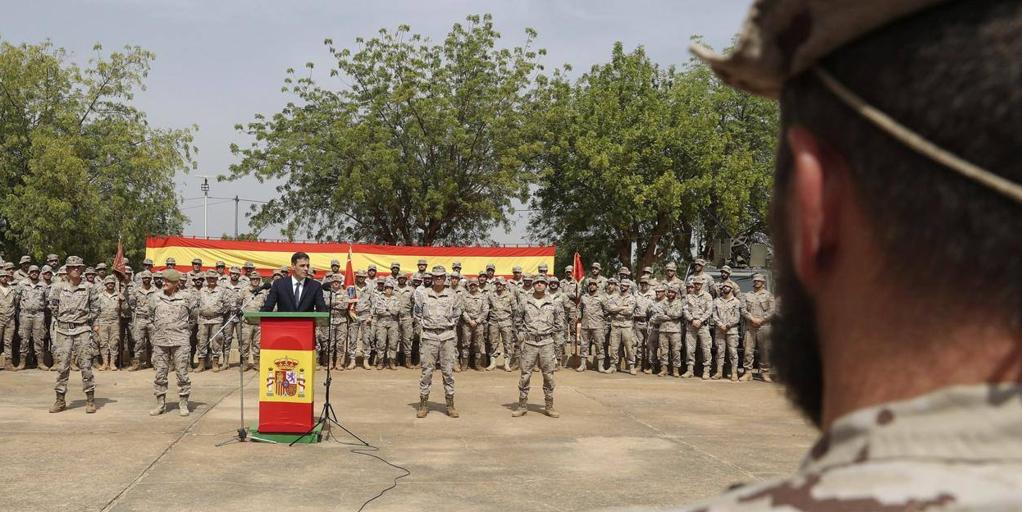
[0,39,194,263]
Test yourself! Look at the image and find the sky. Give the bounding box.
[4,0,749,243]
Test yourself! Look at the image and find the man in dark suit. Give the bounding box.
[261,252,328,313]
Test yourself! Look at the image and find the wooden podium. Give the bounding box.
[243,312,328,439]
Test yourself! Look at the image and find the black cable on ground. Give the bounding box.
[331,436,411,511]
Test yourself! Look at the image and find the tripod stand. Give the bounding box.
[216,283,271,446]
[290,289,367,447]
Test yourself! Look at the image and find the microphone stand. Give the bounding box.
[290,289,367,447]
[216,283,272,446]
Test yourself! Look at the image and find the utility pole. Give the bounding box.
[201,177,210,238]
[234,195,239,238]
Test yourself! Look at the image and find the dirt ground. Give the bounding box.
[0,363,817,511]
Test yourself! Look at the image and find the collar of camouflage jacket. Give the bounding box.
[801,384,1022,472]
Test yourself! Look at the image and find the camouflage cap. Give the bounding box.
[665,262,677,270]
[564,265,573,272]
[411,272,423,282]
[467,278,478,286]
[430,265,446,277]
[450,272,461,280]
[417,259,427,266]
[390,262,400,269]
[721,265,733,274]
[639,277,649,284]
[591,262,602,269]
[620,279,632,288]
[642,266,653,274]
[397,272,408,281]
[668,284,681,294]
[494,276,506,285]
[586,279,598,287]
[249,271,262,280]
[694,258,707,266]
[477,270,486,277]
[95,263,107,270]
[720,281,734,290]
[229,266,241,275]
[618,267,631,275]
[753,273,766,282]
[655,284,667,293]
[191,258,202,265]
[607,277,618,285]
[28,265,39,273]
[278,265,288,272]
[522,274,534,282]
[215,260,226,267]
[485,263,495,271]
[330,259,340,266]
[102,275,117,285]
[57,265,67,275]
[66,256,85,267]
[355,270,367,278]
[85,267,96,275]
[512,266,522,273]
[451,261,462,268]
[125,266,133,274]
[0,270,10,278]
[165,257,176,265]
[153,270,164,279]
[139,271,152,279]
[367,264,377,271]
[40,265,52,274]
[243,261,255,269]
[1,263,12,270]
[143,258,154,266]
[548,278,559,286]
[272,269,283,277]
[383,278,396,288]
[19,255,31,264]
[46,253,59,261]
[163,269,181,282]
[532,275,548,285]
[205,270,219,279]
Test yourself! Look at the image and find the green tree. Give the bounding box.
[226,14,543,245]
[0,40,194,264]
[529,42,777,271]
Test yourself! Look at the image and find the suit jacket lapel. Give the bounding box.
[295,277,305,310]
[287,278,297,310]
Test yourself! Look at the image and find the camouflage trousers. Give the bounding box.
[418,334,455,398]
[240,323,261,362]
[685,325,712,370]
[488,322,514,360]
[518,341,556,400]
[716,329,739,372]
[459,322,485,360]
[53,330,95,395]
[18,313,46,359]
[356,319,374,358]
[743,324,772,370]
[564,308,579,345]
[375,320,399,360]
[608,325,636,367]
[633,322,649,366]
[398,316,414,359]
[579,327,606,359]
[659,331,683,369]
[0,317,14,359]
[131,318,153,359]
[153,344,191,397]
[197,322,222,359]
[94,322,120,358]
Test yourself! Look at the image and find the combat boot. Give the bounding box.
[711,365,722,380]
[628,363,637,376]
[701,369,710,380]
[738,369,752,382]
[128,358,140,371]
[761,371,773,383]
[729,368,738,382]
[474,359,485,371]
[460,356,468,372]
[681,365,694,378]
[109,355,118,371]
[36,354,50,371]
[606,364,617,374]
[179,395,190,417]
[505,355,514,372]
[671,367,680,378]
[211,357,221,373]
[404,357,414,369]
[376,357,385,370]
[15,357,26,371]
[150,395,166,416]
[71,359,79,371]
[485,355,496,371]
[220,358,230,371]
[346,357,356,370]
[195,357,206,373]
[656,365,667,377]
[599,357,610,373]
[388,358,397,370]
[97,354,107,371]
[576,356,587,372]
[543,397,560,418]
[445,395,459,418]
[2,356,12,371]
[511,397,528,417]
[245,361,255,372]
[361,356,371,370]
[85,391,96,414]
[49,393,67,413]
[416,395,429,418]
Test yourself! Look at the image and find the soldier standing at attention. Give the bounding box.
[577,280,607,372]
[14,255,31,283]
[511,275,563,418]
[354,271,375,369]
[508,266,523,288]
[683,277,714,379]
[94,276,126,371]
[395,273,415,369]
[712,282,745,381]
[414,266,461,419]
[653,285,684,377]
[322,275,349,370]
[689,259,717,298]
[220,267,245,371]
[196,270,230,373]
[718,265,743,301]
[49,256,100,414]
[633,278,653,373]
[561,266,580,366]
[147,269,194,417]
[488,277,516,372]
[647,284,668,375]
[587,262,607,296]
[605,280,638,375]
[18,265,49,370]
[740,273,774,382]
[545,278,565,370]
[239,271,268,371]
[460,278,489,371]
[372,278,401,370]
[661,262,683,291]
[186,258,204,285]
[0,270,19,371]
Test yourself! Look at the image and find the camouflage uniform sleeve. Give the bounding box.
[88,286,100,324]
[554,298,565,332]
[682,299,693,322]
[712,299,723,326]
[147,293,157,319]
[480,295,490,321]
[698,296,713,323]
[764,292,776,323]
[450,294,463,325]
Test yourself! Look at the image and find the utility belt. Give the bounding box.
[56,321,88,330]
[20,309,44,316]
[524,333,553,342]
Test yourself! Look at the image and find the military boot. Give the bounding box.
[474,358,485,371]
[505,355,514,372]
[150,395,166,416]
[109,354,118,371]
[711,363,723,380]
[388,358,397,370]
[195,357,206,373]
[729,368,738,382]
[445,396,459,418]
[576,356,587,372]
[416,396,429,418]
[220,358,230,371]
[49,393,67,413]
[701,368,710,380]
[761,371,773,383]
[671,367,681,378]
[599,357,610,373]
[211,357,221,373]
[376,357,386,370]
[606,363,617,374]
[656,365,667,377]
[97,354,107,371]
[485,355,497,371]
[2,356,13,371]
[71,358,79,371]
[628,363,637,376]
[738,369,752,382]
[36,353,50,371]
[179,395,190,417]
[681,365,694,378]
[543,397,560,418]
[85,391,97,414]
[404,357,414,369]
[361,356,371,370]
[15,357,26,371]
[511,397,528,417]
[128,358,140,371]
[347,357,356,370]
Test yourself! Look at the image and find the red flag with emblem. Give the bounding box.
[572,252,585,282]
[344,244,356,301]
[112,239,127,281]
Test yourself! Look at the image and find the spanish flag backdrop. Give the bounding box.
[145,236,555,277]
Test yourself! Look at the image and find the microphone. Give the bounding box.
[261,282,272,291]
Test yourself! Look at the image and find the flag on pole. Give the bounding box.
[572,252,585,282]
[344,243,356,300]
[112,238,127,281]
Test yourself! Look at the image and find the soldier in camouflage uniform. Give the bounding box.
[128,270,157,372]
[394,273,415,368]
[94,275,126,371]
[588,262,608,296]
[322,275,350,370]
[487,277,517,372]
[196,270,231,372]
[414,266,461,418]
[220,266,245,370]
[561,266,580,366]
[49,256,100,414]
[239,271,269,371]
[718,265,743,301]
[712,282,745,381]
[14,255,31,283]
[371,278,401,370]
[353,271,375,369]
[689,258,718,298]
[0,270,19,371]
[633,278,653,373]
[18,265,49,370]
[186,258,204,286]
[605,280,638,374]
[147,269,194,417]
[683,277,714,379]
[652,284,684,377]
[740,274,774,382]
[545,278,566,370]
[511,275,563,418]
[661,262,683,291]
[646,284,667,375]
[577,280,607,372]
[459,278,489,371]
[508,266,523,289]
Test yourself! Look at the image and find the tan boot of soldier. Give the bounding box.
[416,395,429,418]
[445,395,459,418]
[511,397,528,417]
[195,357,206,373]
[15,356,26,371]
[738,369,752,382]
[681,365,694,378]
[85,391,96,414]
[543,396,560,418]
[149,395,166,416]
[49,392,67,413]
[211,356,221,373]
